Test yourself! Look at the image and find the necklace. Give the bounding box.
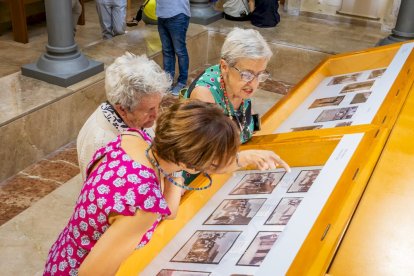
[220,74,252,141]
[145,145,212,191]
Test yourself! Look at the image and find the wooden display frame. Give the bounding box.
[259,41,414,137]
[116,41,414,275]
[117,129,386,275]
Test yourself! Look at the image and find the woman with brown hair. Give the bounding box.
[44,100,240,275]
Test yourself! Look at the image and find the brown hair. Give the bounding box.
[153,100,240,171]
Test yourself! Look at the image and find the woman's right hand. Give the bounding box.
[238,150,291,172]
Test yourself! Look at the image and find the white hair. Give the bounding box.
[105,52,172,111]
[221,28,273,66]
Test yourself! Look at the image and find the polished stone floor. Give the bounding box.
[0,1,390,275]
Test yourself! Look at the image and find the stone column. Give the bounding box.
[378,0,414,45]
[21,0,103,87]
[190,0,223,25]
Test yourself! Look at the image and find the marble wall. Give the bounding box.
[0,29,210,183]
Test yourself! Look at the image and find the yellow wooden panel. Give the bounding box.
[260,41,414,135]
[287,128,388,275]
[328,75,414,276]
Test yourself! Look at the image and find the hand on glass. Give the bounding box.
[238,150,291,172]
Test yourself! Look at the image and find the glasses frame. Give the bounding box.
[231,66,270,83]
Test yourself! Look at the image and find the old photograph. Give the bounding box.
[171,231,241,264]
[314,106,358,123]
[291,125,323,132]
[157,269,211,276]
[335,121,353,127]
[368,68,386,79]
[350,92,371,104]
[340,80,375,94]
[288,169,321,193]
[230,172,285,195]
[327,73,360,85]
[237,232,280,266]
[204,198,266,225]
[265,197,303,225]
[308,96,345,109]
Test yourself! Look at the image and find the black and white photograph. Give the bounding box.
[340,80,375,94]
[265,197,303,225]
[350,92,371,104]
[335,121,353,127]
[291,125,323,132]
[230,172,285,195]
[314,106,358,123]
[327,73,360,86]
[204,198,266,225]
[157,269,211,276]
[308,96,345,109]
[368,68,386,79]
[237,232,280,266]
[171,231,241,264]
[288,169,321,193]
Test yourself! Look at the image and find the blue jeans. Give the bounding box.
[158,13,190,85]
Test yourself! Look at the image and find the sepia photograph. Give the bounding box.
[237,232,280,266]
[327,73,360,85]
[265,197,303,225]
[291,125,323,132]
[350,92,371,104]
[171,231,241,264]
[314,106,358,123]
[230,172,285,195]
[288,169,321,193]
[157,269,211,276]
[335,121,353,127]
[340,80,375,94]
[308,96,345,109]
[368,68,386,79]
[204,198,266,225]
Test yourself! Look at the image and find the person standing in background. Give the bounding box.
[95,0,127,39]
[72,0,82,35]
[223,0,254,21]
[156,0,191,96]
[250,0,280,28]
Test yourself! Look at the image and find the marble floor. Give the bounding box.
[0,1,390,275]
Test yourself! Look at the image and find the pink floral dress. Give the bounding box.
[44,129,170,275]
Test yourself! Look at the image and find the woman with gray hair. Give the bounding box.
[183,28,289,184]
[184,27,272,143]
[77,52,172,181]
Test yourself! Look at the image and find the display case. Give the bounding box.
[116,42,414,275]
[259,41,414,137]
[117,129,388,275]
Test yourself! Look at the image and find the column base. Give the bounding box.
[21,53,104,87]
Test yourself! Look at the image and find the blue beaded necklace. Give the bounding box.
[145,145,212,191]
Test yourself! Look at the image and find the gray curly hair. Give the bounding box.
[105,52,172,111]
[221,28,273,66]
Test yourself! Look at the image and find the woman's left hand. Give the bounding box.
[238,150,291,172]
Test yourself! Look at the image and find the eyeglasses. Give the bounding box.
[231,66,270,83]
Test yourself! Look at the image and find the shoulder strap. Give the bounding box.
[142,0,150,8]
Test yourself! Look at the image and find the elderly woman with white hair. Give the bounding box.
[183,28,290,184]
[77,53,172,181]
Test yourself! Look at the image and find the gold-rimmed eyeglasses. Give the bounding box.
[231,66,270,83]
